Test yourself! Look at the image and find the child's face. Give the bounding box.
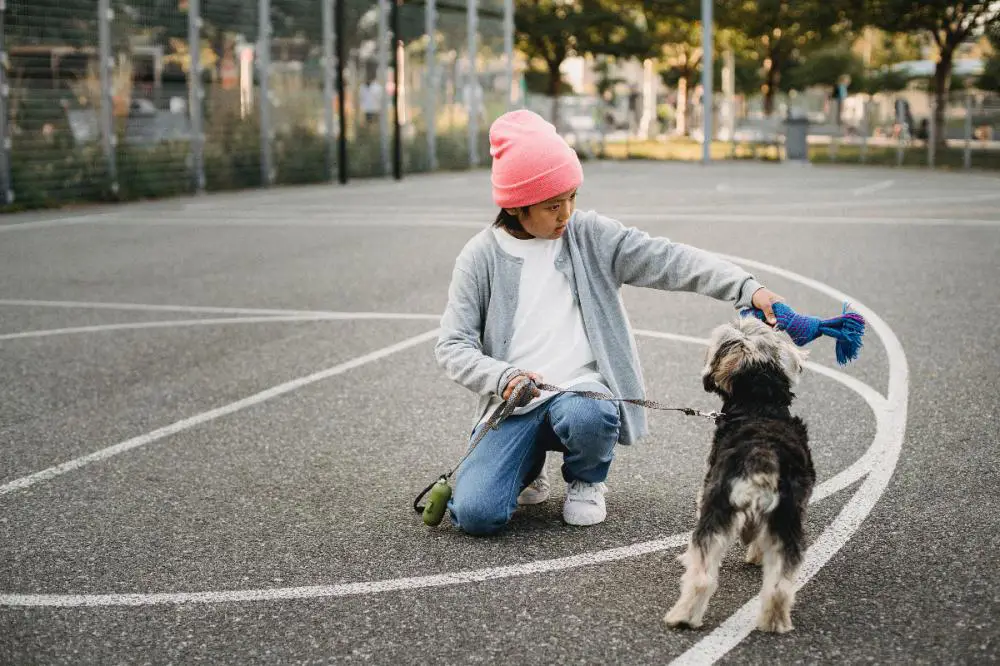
[511,189,577,240]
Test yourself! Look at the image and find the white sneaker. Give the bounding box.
[563,480,608,526]
[518,464,551,505]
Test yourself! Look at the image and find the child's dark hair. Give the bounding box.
[493,207,527,234]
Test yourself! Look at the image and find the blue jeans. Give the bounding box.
[449,383,621,536]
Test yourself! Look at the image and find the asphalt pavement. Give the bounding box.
[1,161,998,664]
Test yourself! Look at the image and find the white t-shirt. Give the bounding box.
[480,227,607,424]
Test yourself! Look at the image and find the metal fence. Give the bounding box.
[1,0,515,211]
[525,84,1000,170]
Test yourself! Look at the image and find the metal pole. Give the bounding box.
[323,0,336,182]
[188,0,205,192]
[425,0,437,171]
[928,98,936,169]
[963,92,972,170]
[701,0,713,165]
[377,0,390,176]
[258,0,273,185]
[503,0,514,110]
[336,0,348,183]
[860,100,869,164]
[98,0,118,194]
[391,0,402,180]
[896,125,904,167]
[467,0,478,167]
[0,0,13,204]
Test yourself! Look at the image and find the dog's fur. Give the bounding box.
[664,317,816,634]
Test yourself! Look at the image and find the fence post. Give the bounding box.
[98,0,118,195]
[188,0,205,192]
[700,0,713,165]
[258,0,273,185]
[391,0,401,180]
[323,0,336,182]
[860,100,869,164]
[928,98,936,169]
[963,92,972,170]
[336,0,347,184]
[467,0,479,167]
[425,0,437,170]
[377,0,390,176]
[0,0,12,204]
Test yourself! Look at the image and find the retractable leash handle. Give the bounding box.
[414,376,538,527]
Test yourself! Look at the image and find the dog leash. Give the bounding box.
[414,376,723,526]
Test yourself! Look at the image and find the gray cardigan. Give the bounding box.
[435,209,763,445]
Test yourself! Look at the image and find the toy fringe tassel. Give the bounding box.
[742,302,866,365]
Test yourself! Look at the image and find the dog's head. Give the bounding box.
[702,317,808,399]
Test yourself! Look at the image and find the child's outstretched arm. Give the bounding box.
[602,218,768,310]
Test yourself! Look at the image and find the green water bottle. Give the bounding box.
[422,479,452,527]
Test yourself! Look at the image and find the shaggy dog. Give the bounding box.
[664,317,816,634]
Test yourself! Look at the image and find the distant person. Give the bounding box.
[360,79,381,126]
[916,118,929,141]
[435,110,785,535]
[894,99,913,139]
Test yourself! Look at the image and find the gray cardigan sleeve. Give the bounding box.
[604,217,762,308]
[435,261,519,397]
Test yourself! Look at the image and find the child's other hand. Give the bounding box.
[751,288,784,326]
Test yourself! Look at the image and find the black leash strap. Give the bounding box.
[413,377,721,514]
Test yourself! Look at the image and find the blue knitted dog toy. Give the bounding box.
[741,302,866,365]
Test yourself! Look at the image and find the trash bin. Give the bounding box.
[784,116,810,161]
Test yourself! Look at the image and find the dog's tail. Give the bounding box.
[729,448,780,520]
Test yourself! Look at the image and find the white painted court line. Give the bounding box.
[0,326,884,607]
[0,214,115,233]
[0,314,440,342]
[624,213,1000,227]
[0,328,440,496]
[0,534,692,607]
[667,256,909,665]
[851,179,894,196]
[664,191,1000,214]
[0,299,441,321]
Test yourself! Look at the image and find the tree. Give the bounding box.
[652,17,703,136]
[515,0,646,127]
[782,44,864,94]
[978,19,1000,92]
[715,0,865,116]
[867,1,1000,145]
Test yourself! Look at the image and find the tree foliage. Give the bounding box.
[866,1,1000,143]
[714,0,865,114]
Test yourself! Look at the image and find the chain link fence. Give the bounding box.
[0,0,514,212]
[527,82,1000,170]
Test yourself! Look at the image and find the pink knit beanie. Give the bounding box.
[489,110,584,208]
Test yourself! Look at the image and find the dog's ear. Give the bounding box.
[780,341,810,382]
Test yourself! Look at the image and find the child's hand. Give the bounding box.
[503,372,543,401]
[751,288,784,326]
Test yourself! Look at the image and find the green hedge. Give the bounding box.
[1,124,494,213]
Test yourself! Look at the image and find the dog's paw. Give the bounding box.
[664,606,702,630]
[745,543,763,566]
[756,613,794,634]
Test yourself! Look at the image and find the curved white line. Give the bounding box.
[669,255,908,665]
[0,327,884,608]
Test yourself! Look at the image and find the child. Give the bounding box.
[435,110,782,536]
